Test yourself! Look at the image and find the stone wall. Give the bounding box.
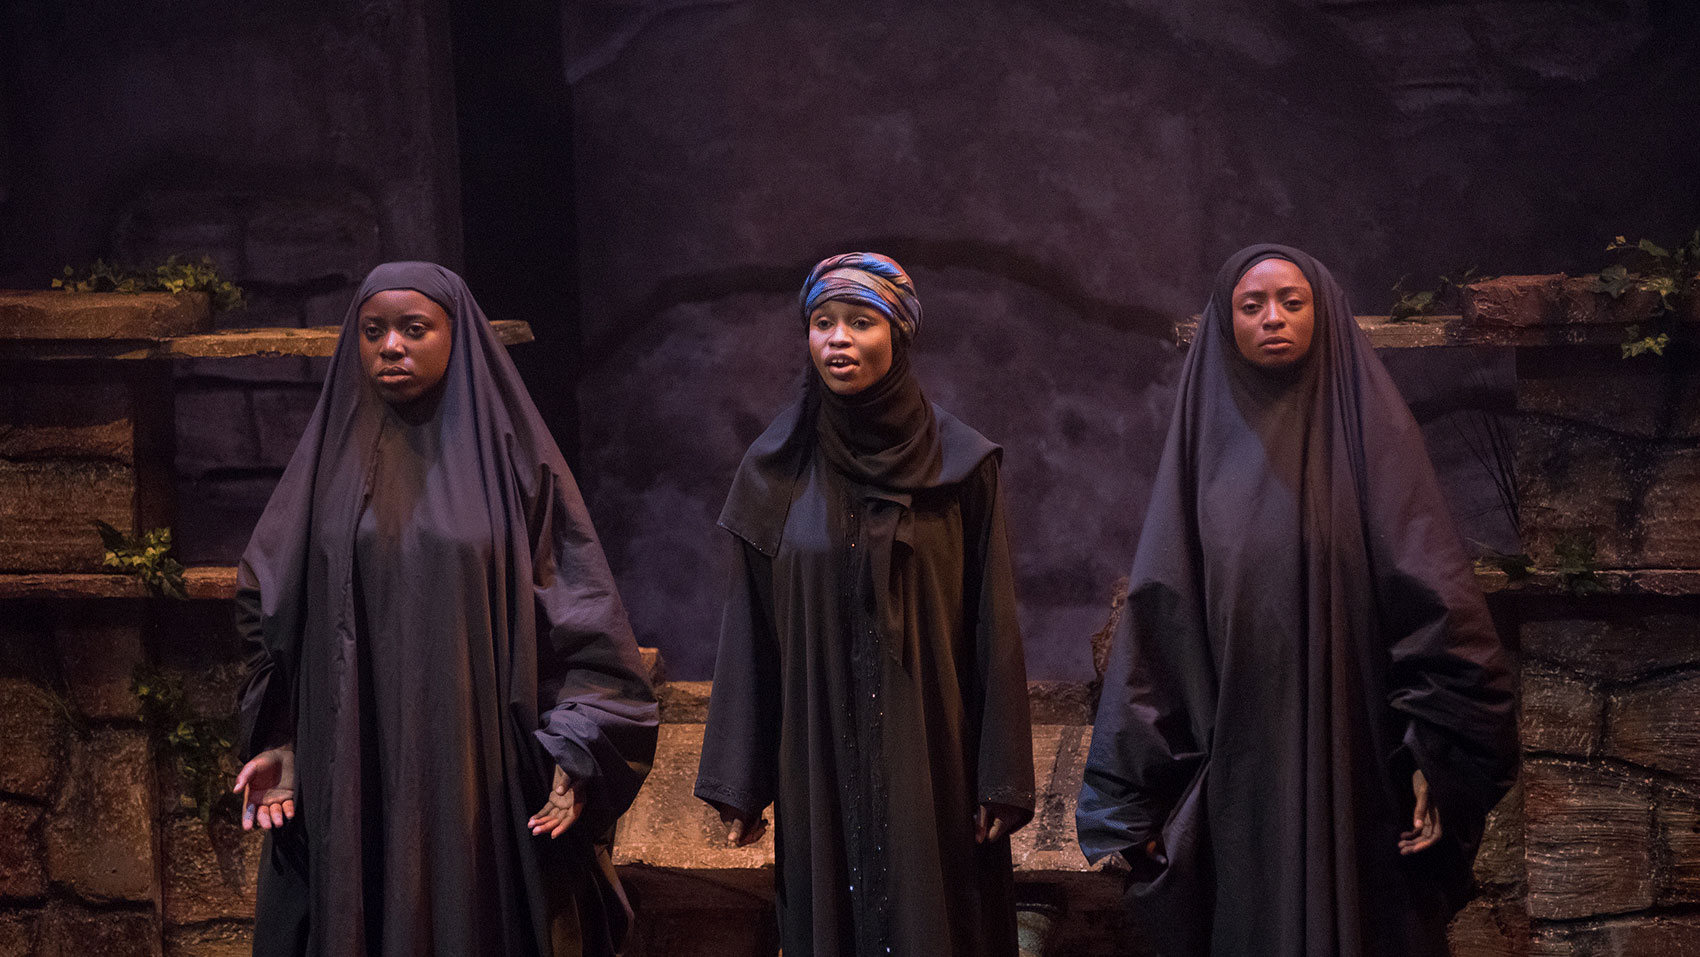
[0,597,260,957]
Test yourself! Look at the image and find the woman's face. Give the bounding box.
[1231,258,1315,369]
[358,289,453,406]
[809,298,894,395]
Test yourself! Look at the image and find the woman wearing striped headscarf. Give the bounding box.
[696,252,1036,956]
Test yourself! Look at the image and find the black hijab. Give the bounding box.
[1078,245,1516,954]
[236,262,656,956]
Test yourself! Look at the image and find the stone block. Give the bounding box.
[1657,796,1700,905]
[1473,780,1524,891]
[242,193,380,286]
[0,799,47,899]
[0,369,133,462]
[44,727,156,903]
[1447,897,1529,957]
[1520,611,1700,682]
[1529,913,1700,957]
[1520,664,1601,756]
[1516,350,1700,439]
[248,386,321,469]
[162,814,260,927]
[302,286,360,329]
[1463,274,1666,326]
[0,678,65,800]
[0,459,136,573]
[112,190,245,276]
[164,921,252,957]
[0,291,212,340]
[52,604,147,721]
[0,909,40,955]
[1516,416,1700,570]
[173,385,256,479]
[33,902,156,957]
[1604,671,1700,782]
[1523,759,1655,919]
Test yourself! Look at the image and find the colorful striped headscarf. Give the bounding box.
[798,252,922,344]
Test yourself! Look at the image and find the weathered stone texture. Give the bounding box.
[161,815,260,927]
[33,902,157,957]
[164,921,252,957]
[0,291,211,340]
[0,371,133,462]
[112,189,380,289]
[0,678,65,800]
[1516,420,1700,570]
[44,728,156,903]
[0,799,47,899]
[1529,913,1700,957]
[1519,664,1600,756]
[52,606,147,721]
[1604,672,1700,782]
[0,460,136,572]
[1520,612,1700,683]
[1463,274,1669,327]
[1523,759,1655,920]
[1472,780,1525,892]
[1657,798,1700,906]
[0,910,39,955]
[1448,897,1531,957]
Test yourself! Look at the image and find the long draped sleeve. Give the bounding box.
[694,537,782,817]
[1076,579,1215,863]
[1368,420,1518,835]
[526,462,659,836]
[962,457,1036,816]
[234,559,295,762]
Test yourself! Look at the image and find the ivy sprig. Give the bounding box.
[53,255,245,313]
[93,520,188,600]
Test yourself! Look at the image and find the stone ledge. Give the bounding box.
[0,566,238,601]
[0,291,212,340]
[0,320,535,361]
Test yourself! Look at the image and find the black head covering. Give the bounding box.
[235,262,657,955]
[1078,245,1516,954]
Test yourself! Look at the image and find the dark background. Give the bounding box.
[4,0,1697,679]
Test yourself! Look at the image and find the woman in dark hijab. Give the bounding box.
[230,262,658,957]
[696,252,1036,956]
[1077,245,1517,956]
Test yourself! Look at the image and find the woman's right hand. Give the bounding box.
[710,800,768,847]
[233,745,296,831]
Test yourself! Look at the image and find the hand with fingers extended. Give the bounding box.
[528,765,587,839]
[1398,769,1443,855]
[973,802,1027,844]
[710,800,768,847]
[234,745,296,831]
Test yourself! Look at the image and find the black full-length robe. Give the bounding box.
[1077,245,1518,956]
[235,262,658,957]
[696,370,1035,957]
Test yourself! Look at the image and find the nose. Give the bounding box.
[1260,304,1286,329]
[825,321,852,347]
[379,330,405,358]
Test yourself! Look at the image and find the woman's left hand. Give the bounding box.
[529,765,587,838]
[1398,769,1442,855]
[974,802,1027,844]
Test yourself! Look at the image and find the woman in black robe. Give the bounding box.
[695,252,1036,957]
[1076,245,1517,956]
[230,262,658,957]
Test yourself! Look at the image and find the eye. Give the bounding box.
[812,315,832,330]
[406,323,427,338]
[362,323,382,340]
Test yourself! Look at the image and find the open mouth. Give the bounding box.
[824,355,858,370]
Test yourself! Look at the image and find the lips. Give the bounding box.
[376,366,411,380]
